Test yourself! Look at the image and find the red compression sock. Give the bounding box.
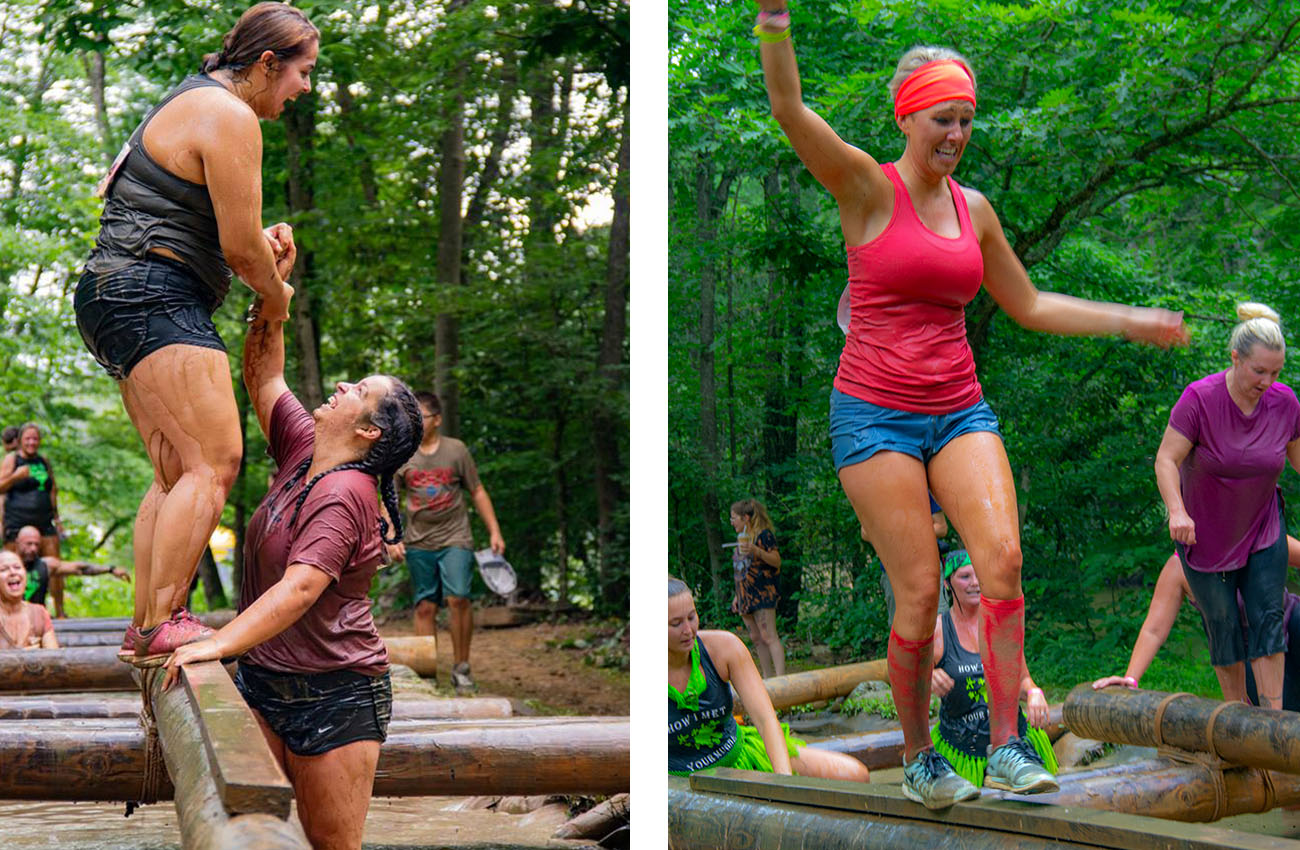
[979,594,1025,750]
[888,628,934,760]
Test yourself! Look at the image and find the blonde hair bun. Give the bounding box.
[1236,302,1280,324]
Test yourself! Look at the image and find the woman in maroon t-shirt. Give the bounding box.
[164,300,421,850]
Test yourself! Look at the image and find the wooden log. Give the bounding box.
[681,769,1300,850]
[0,637,434,692]
[0,691,509,721]
[807,726,904,770]
[144,666,308,849]
[735,659,889,713]
[0,716,629,800]
[173,661,295,816]
[382,635,437,677]
[1013,756,1300,822]
[1065,684,1300,775]
[52,611,236,633]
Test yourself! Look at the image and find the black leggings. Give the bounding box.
[1245,604,1300,711]
[1180,525,1288,667]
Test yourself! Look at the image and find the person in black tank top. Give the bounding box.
[0,425,65,616]
[72,4,317,677]
[668,577,870,781]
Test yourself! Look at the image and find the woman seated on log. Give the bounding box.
[0,551,56,649]
[669,575,869,781]
[931,550,1057,790]
[1093,539,1300,710]
[162,295,422,850]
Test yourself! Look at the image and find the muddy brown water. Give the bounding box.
[0,798,600,849]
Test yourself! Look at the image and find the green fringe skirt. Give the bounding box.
[671,722,805,776]
[930,722,1058,788]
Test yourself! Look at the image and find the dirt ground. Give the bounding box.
[379,612,629,717]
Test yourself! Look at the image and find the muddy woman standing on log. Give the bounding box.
[163,297,422,849]
[751,4,1187,808]
[73,2,312,664]
[1151,304,1300,710]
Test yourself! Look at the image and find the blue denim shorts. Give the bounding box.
[829,388,1001,470]
[74,255,225,380]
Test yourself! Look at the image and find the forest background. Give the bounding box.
[0,0,629,619]
[669,0,1300,698]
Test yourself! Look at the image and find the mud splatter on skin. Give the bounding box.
[889,629,935,760]
[979,594,1024,749]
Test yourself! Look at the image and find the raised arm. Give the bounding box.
[198,97,295,322]
[705,629,792,774]
[754,4,886,209]
[1093,554,1187,690]
[970,193,1187,346]
[242,303,292,439]
[1155,426,1196,545]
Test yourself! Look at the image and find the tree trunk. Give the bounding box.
[434,78,467,438]
[283,93,324,410]
[195,546,227,611]
[80,49,113,161]
[592,105,629,611]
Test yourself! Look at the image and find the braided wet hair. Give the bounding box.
[280,378,424,545]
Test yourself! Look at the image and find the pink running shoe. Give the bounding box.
[117,624,141,663]
[132,610,215,668]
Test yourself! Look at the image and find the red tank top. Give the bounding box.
[834,162,985,414]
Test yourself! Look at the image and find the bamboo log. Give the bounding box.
[0,716,629,799]
[734,659,889,713]
[1065,684,1300,775]
[145,666,308,849]
[1010,756,1300,822]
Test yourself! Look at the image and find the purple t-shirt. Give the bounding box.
[1169,371,1300,572]
[241,392,389,676]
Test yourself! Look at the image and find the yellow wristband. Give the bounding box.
[753,24,792,43]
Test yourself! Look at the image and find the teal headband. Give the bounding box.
[943,549,971,580]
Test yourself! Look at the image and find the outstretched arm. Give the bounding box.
[707,629,792,774]
[242,302,292,440]
[47,558,129,582]
[970,193,1187,347]
[753,3,886,210]
[1093,554,1186,690]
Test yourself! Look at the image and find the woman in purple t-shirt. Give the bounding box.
[1155,302,1300,710]
[162,299,422,850]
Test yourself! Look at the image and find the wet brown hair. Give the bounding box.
[200,2,319,75]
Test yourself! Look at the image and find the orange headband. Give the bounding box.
[893,59,976,121]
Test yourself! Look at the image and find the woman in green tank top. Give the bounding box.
[668,577,870,781]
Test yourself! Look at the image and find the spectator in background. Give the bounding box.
[1,426,19,453]
[0,424,65,616]
[388,392,505,695]
[14,526,129,623]
[729,498,785,678]
[0,551,57,649]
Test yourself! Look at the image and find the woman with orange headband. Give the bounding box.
[752,5,1188,809]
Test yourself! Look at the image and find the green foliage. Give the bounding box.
[670,0,1300,688]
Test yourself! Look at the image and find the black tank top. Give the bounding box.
[23,558,48,606]
[86,74,233,301]
[935,610,1028,756]
[5,454,54,532]
[668,638,739,774]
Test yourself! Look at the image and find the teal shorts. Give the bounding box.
[407,546,475,606]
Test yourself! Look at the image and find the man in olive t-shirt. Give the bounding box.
[390,392,504,694]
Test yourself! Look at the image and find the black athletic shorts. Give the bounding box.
[74,254,225,381]
[235,661,392,757]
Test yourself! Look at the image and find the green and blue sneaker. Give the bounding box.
[902,748,980,809]
[984,736,1058,794]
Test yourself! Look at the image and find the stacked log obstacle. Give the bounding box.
[0,715,630,799]
[1065,684,1300,775]
[0,637,438,690]
[735,658,889,713]
[670,769,1300,850]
